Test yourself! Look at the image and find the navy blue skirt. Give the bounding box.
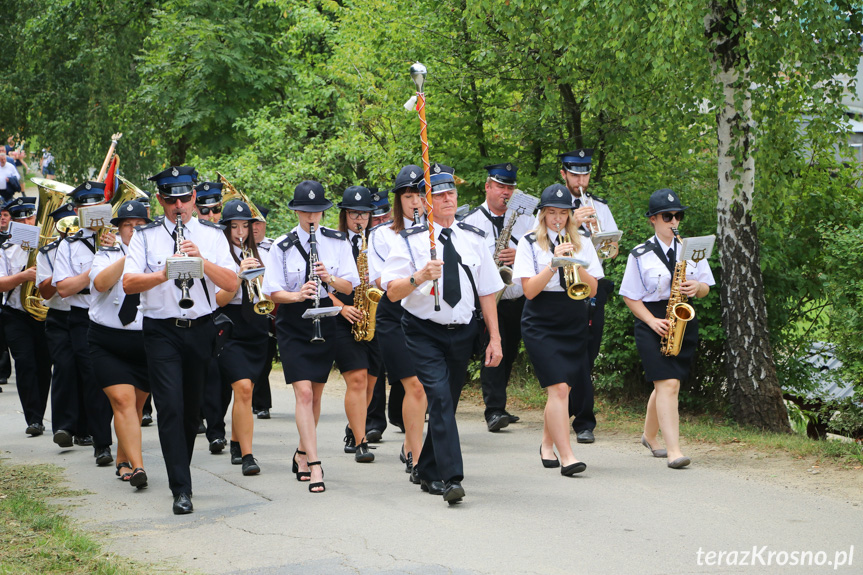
[522,291,590,389]
[374,294,415,381]
[275,297,337,384]
[634,300,699,382]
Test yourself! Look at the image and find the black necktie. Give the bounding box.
[351,234,360,261]
[491,215,504,235]
[439,228,461,307]
[573,198,581,209]
[240,280,255,320]
[667,247,676,268]
[555,236,566,289]
[118,293,140,326]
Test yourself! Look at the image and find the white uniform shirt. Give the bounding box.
[462,201,535,300]
[52,228,97,309]
[0,242,29,311]
[367,218,415,284]
[261,225,360,298]
[123,216,234,319]
[513,230,604,292]
[223,245,254,306]
[381,222,504,325]
[533,192,619,254]
[89,243,142,330]
[36,241,71,311]
[619,235,715,302]
[0,162,18,191]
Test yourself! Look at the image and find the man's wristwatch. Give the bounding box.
[409,274,417,286]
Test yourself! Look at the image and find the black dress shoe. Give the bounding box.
[443,480,465,504]
[576,429,595,443]
[0,377,7,384]
[53,430,74,448]
[354,441,375,463]
[241,454,261,476]
[420,479,445,495]
[196,421,206,435]
[561,461,587,476]
[209,438,227,454]
[26,422,45,436]
[74,435,93,446]
[365,428,383,443]
[94,446,113,466]
[172,493,193,514]
[343,428,356,454]
[141,413,153,427]
[409,466,421,485]
[256,409,270,420]
[230,441,242,465]
[486,412,510,433]
[540,445,560,469]
[389,420,405,433]
[504,411,520,424]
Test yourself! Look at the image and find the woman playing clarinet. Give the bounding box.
[261,181,359,493]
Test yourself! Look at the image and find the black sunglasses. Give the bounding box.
[660,212,685,223]
[198,205,222,215]
[163,194,193,205]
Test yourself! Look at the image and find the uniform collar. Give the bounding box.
[348,229,361,241]
[295,225,310,245]
[403,217,416,228]
[654,234,674,252]
[482,200,505,217]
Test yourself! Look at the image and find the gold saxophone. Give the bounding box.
[557,224,590,300]
[351,224,383,342]
[22,178,74,321]
[660,229,695,357]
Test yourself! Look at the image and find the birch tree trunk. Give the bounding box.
[706,1,791,432]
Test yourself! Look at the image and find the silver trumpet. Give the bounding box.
[175,216,194,310]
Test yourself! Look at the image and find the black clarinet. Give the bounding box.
[308,223,324,343]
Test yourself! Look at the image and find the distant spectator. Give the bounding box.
[41,147,56,180]
[0,153,21,202]
[5,135,29,178]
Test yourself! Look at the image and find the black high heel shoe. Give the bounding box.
[307,461,325,493]
[292,449,310,482]
[540,445,560,469]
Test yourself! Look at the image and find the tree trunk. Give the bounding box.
[706,1,790,432]
[559,83,583,149]
[168,134,190,167]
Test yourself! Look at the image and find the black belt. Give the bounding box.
[148,314,213,329]
[1,306,28,318]
[408,312,470,330]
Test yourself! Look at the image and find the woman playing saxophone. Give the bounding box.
[619,189,714,469]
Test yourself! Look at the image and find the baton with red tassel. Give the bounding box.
[409,62,440,311]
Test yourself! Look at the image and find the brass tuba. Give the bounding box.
[218,172,265,221]
[557,224,590,300]
[352,224,384,342]
[23,177,75,321]
[660,229,695,357]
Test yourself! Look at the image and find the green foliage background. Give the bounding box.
[2,0,862,407]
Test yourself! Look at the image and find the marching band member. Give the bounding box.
[332,186,379,463]
[214,199,269,476]
[88,201,151,489]
[619,189,714,469]
[261,180,359,494]
[194,181,231,453]
[557,149,620,444]
[37,204,89,447]
[123,166,237,514]
[0,197,51,436]
[54,182,115,465]
[382,164,504,504]
[364,188,397,440]
[366,166,427,477]
[513,184,603,477]
[251,204,277,420]
[462,162,533,432]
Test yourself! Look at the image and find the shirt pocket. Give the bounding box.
[640,266,665,295]
[285,270,305,291]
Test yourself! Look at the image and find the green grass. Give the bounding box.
[0,459,167,575]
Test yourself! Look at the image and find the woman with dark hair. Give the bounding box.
[619,189,714,469]
[366,165,428,482]
[215,199,270,476]
[261,181,359,493]
[330,186,380,463]
[513,184,603,477]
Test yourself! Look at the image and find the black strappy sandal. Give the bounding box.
[307,461,325,493]
[129,468,148,489]
[292,448,310,482]
[116,461,133,481]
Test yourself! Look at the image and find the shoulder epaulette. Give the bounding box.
[1,242,12,250]
[586,192,608,204]
[456,221,487,238]
[39,239,61,255]
[136,219,161,232]
[199,219,225,231]
[399,224,428,238]
[630,240,654,258]
[524,232,537,244]
[99,246,122,252]
[320,227,346,241]
[463,206,481,218]
[65,230,84,242]
[277,233,298,252]
[369,220,393,233]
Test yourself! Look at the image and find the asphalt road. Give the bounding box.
[1,372,861,575]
